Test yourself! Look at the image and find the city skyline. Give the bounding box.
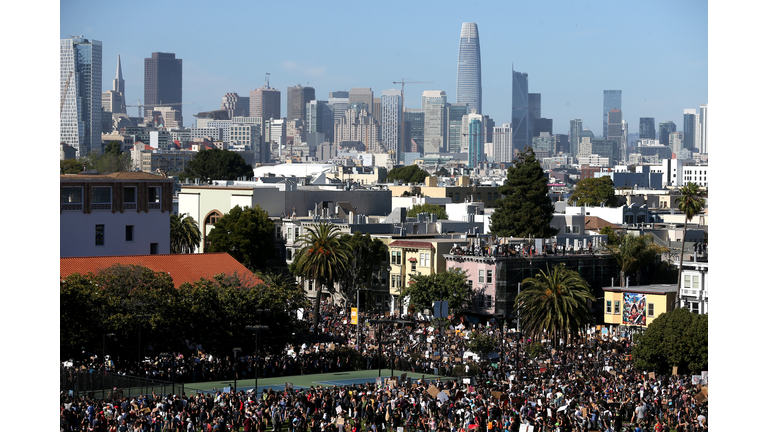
[60,1,706,135]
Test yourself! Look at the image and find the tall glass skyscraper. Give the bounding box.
[683,109,698,151]
[61,37,102,157]
[658,121,676,146]
[456,23,482,114]
[381,89,403,159]
[639,117,656,139]
[603,90,621,138]
[511,68,529,153]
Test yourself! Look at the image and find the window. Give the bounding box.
[148,187,160,203]
[614,300,620,314]
[287,227,292,241]
[61,187,82,203]
[286,248,293,260]
[690,302,699,314]
[124,187,136,203]
[91,187,111,208]
[294,228,300,241]
[150,243,158,254]
[648,303,655,317]
[692,275,699,289]
[420,253,430,268]
[394,251,401,265]
[485,295,492,308]
[565,226,571,234]
[486,270,493,284]
[606,300,612,314]
[572,225,580,234]
[95,224,104,246]
[684,275,691,289]
[411,261,416,272]
[391,275,402,289]
[125,225,134,242]
[478,270,484,284]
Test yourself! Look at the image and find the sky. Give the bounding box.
[59,0,708,134]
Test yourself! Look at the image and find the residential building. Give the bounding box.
[669,131,684,155]
[287,84,315,123]
[61,36,102,157]
[381,89,402,159]
[639,117,655,139]
[603,284,677,333]
[603,90,621,138]
[333,104,381,152]
[144,53,182,118]
[456,22,482,114]
[492,123,514,164]
[220,92,249,118]
[60,172,173,257]
[511,68,529,152]
[137,147,197,173]
[677,252,709,314]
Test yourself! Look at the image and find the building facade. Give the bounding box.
[511,69,530,153]
[144,53,182,118]
[456,22,482,114]
[381,89,402,158]
[220,92,249,118]
[61,36,102,157]
[287,84,315,123]
[683,109,698,151]
[639,117,655,139]
[603,90,621,138]
[492,123,514,163]
[250,86,281,121]
[423,92,447,154]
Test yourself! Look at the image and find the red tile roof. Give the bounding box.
[60,253,262,288]
[389,240,435,250]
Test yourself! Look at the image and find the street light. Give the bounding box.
[245,324,269,394]
[233,347,242,394]
[135,314,151,364]
[102,333,115,367]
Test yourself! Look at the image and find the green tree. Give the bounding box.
[407,203,448,219]
[338,232,388,309]
[182,148,254,182]
[514,263,595,345]
[170,213,202,254]
[632,308,708,374]
[599,226,621,245]
[466,331,496,358]
[675,183,707,306]
[400,268,471,313]
[490,147,557,238]
[60,158,87,174]
[387,165,429,184]
[60,273,103,359]
[567,176,620,207]
[207,205,276,271]
[104,140,122,155]
[291,222,351,329]
[609,234,668,287]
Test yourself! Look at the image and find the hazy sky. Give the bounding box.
[60,0,707,134]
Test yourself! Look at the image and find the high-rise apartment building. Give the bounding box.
[683,109,697,151]
[287,84,315,123]
[639,117,655,139]
[423,91,447,154]
[381,89,402,158]
[492,123,514,164]
[447,103,468,153]
[456,22,482,114]
[658,121,676,146]
[511,68,530,152]
[250,82,281,121]
[699,104,708,154]
[144,52,182,118]
[466,111,485,168]
[61,36,102,157]
[528,93,541,121]
[333,104,380,151]
[603,90,621,138]
[220,93,249,119]
[569,118,583,155]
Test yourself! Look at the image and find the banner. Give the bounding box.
[351,308,358,325]
[622,293,646,326]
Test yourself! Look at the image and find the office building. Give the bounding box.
[287,84,315,123]
[333,104,380,152]
[447,103,468,153]
[699,104,708,154]
[61,36,102,157]
[144,53,183,118]
[639,118,655,139]
[329,91,349,99]
[306,100,334,142]
[532,118,552,138]
[102,55,125,114]
[456,22,482,113]
[466,111,484,168]
[658,121,676,146]
[607,110,623,162]
[349,88,374,112]
[669,131,684,155]
[603,90,621,138]
[683,109,698,151]
[528,93,541,121]
[569,118,582,155]
[405,110,425,154]
[381,89,402,158]
[250,79,281,121]
[511,68,530,152]
[424,94,447,154]
[492,123,514,163]
[220,93,249,118]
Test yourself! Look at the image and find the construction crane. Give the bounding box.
[60,70,73,116]
[393,79,432,161]
[123,99,194,119]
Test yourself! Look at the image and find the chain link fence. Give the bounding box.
[61,367,183,400]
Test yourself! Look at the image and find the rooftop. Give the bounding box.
[60,172,172,182]
[603,284,678,295]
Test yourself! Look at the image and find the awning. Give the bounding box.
[408,257,417,262]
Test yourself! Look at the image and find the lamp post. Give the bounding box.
[102,333,115,367]
[136,314,151,365]
[245,324,269,394]
[233,347,242,394]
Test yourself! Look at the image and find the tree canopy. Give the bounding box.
[490,147,557,238]
[337,232,388,309]
[514,263,595,344]
[609,234,667,287]
[675,183,707,304]
[567,176,620,207]
[407,203,448,219]
[387,165,429,184]
[170,213,201,254]
[632,308,708,374]
[60,158,86,174]
[182,148,254,182]
[401,268,471,313]
[207,205,276,271]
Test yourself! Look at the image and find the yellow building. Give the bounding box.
[603,284,677,330]
[389,176,501,208]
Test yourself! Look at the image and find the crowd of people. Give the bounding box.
[61,305,707,432]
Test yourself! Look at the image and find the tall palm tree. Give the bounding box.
[609,234,668,287]
[170,213,202,254]
[291,222,351,329]
[675,182,707,307]
[514,263,595,345]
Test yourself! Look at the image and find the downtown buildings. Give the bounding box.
[144,52,183,119]
[456,22,482,114]
[60,36,102,157]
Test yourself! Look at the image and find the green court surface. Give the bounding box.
[182,369,449,395]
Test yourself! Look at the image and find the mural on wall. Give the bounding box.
[622,293,646,326]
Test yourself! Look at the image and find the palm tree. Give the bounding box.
[675,182,707,307]
[170,213,202,254]
[514,263,595,346]
[609,234,668,287]
[291,222,351,329]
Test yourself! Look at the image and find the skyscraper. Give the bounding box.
[607,110,624,163]
[423,91,447,154]
[511,68,530,152]
[492,123,514,163]
[102,55,126,115]
[466,111,485,169]
[287,84,315,122]
[528,93,541,121]
[250,77,281,120]
[61,36,102,157]
[144,52,182,118]
[349,88,374,112]
[456,22,482,114]
[220,93,249,118]
[658,121,676,146]
[446,103,468,153]
[699,104,708,154]
[381,89,402,158]
[569,118,583,155]
[603,90,621,138]
[683,109,697,151]
[404,110,425,153]
[639,117,655,139]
